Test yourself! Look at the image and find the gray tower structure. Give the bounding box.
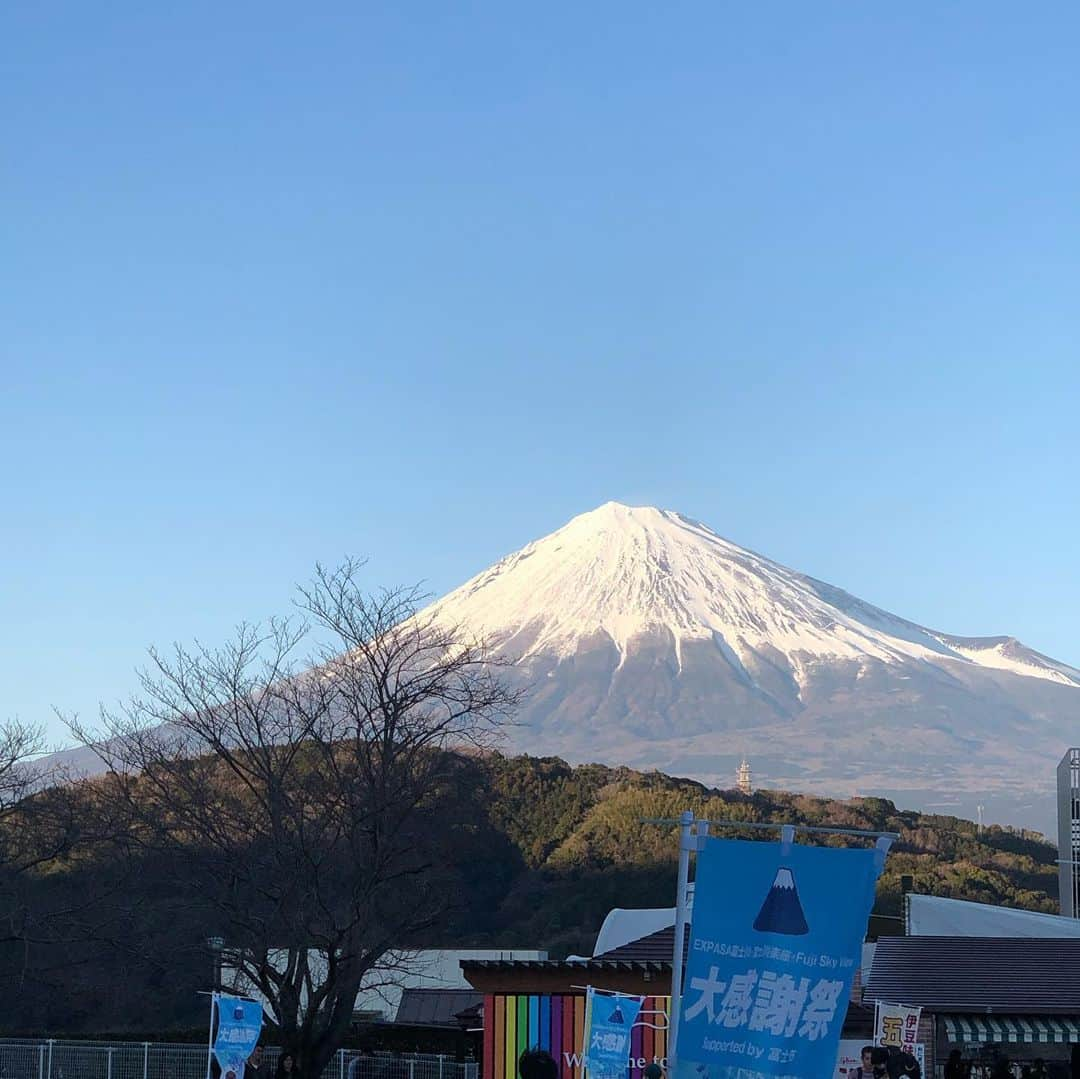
[1058,748,1080,917]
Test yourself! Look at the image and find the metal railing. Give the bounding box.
[0,1043,480,1079]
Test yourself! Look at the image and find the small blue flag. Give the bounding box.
[212,995,264,1079]
[585,989,645,1079]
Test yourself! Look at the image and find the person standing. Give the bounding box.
[898,1051,922,1079]
[276,1053,300,1079]
[246,1048,268,1079]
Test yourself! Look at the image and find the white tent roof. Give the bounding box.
[593,908,674,956]
[591,885,695,957]
[908,894,1080,937]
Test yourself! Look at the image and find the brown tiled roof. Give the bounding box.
[395,989,482,1026]
[592,924,685,965]
[865,937,1080,1013]
[459,925,684,973]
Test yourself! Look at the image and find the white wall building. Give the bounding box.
[352,950,547,1021]
[225,949,547,1022]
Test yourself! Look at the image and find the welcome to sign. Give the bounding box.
[482,994,670,1079]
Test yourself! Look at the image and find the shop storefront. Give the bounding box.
[865,937,1080,1074]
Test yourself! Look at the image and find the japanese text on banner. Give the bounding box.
[212,994,264,1079]
[584,989,645,1079]
[874,1002,922,1054]
[675,838,884,1079]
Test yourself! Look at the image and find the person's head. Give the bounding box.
[250,1049,263,1068]
[280,1056,295,1074]
[899,1052,920,1078]
[885,1049,908,1079]
[871,1048,890,1078]
[518,1049,557,1079]
[644,1065,663,1079]
[863,1048,875,1071]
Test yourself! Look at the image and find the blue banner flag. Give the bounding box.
[212,994,264,1079]
[585,988,645,1078]
[675,837,884,1079]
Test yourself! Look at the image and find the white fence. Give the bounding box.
[0,1044,480,1079]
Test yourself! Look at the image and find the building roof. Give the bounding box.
[908,894,1080,938]
[593,924,683,965]
[395,988,482,1027]
[593,908,678,957]
[865,936,1080,1013]
[461,925,684,974]
[462,916,895,975]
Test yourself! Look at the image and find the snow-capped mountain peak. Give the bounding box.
[428,501,1080,690]
[423,501,1080,834]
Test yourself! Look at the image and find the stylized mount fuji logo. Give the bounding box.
[753,866,809,935]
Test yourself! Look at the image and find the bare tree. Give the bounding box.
[0,719,84,965]
[68,560,519,1076]
[0,720,46,812]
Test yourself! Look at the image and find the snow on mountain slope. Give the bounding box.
[40,502,1077,835]
[427,502,1080,690]
[424,502,1080,835]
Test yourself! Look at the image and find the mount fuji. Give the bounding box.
[425,502,1080,834]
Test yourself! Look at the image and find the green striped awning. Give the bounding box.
[945,1017,1080,1044]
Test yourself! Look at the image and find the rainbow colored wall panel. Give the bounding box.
[483,995,670,1079]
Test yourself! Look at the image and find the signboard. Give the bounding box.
[675,836,885,1079]
[584,990,645,1078]
[482,994,669,1079]
[835,1040,867,1079]
[874,1002,922,1056]
[211,994,263,1079]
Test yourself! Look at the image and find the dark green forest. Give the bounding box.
[2,754,1057,1036]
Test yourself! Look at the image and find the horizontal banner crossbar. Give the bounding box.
[638,817,899,840]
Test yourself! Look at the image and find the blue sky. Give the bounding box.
[5,3,1079,743]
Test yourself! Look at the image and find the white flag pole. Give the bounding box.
[666,810,696,1077]
[206,992,218,1079]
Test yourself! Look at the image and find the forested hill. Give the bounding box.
[479,755,1058,956]
[5,755,1058,1035]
